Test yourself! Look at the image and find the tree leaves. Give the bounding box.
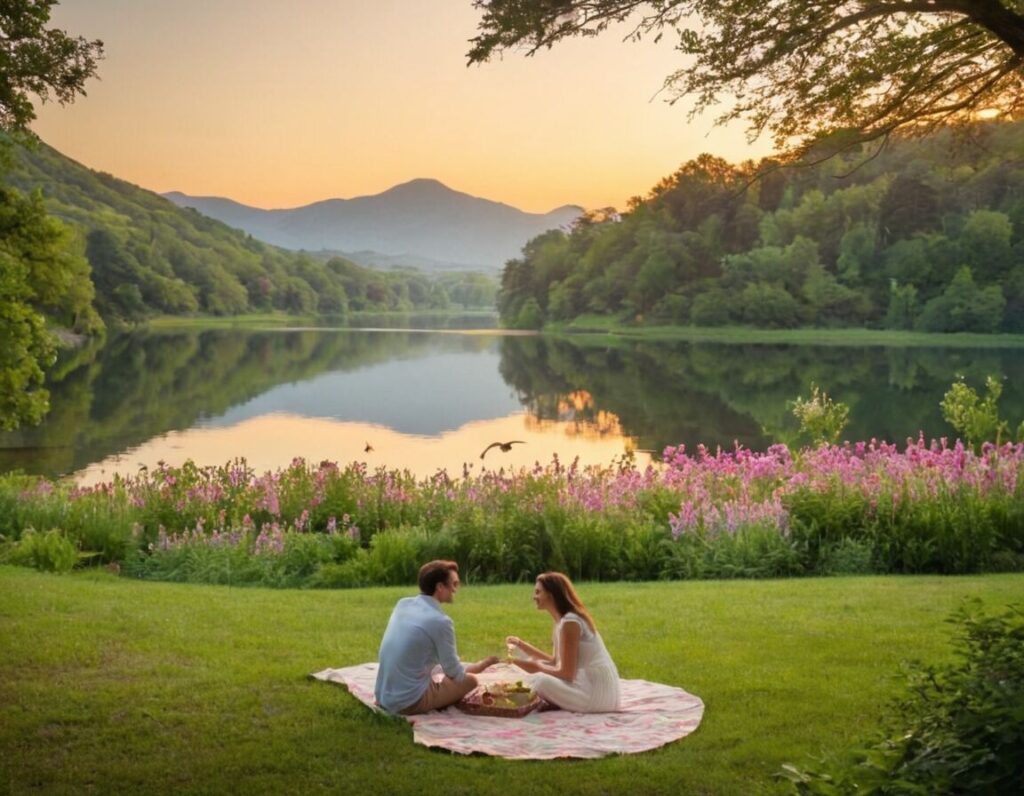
[470,0,1024,156]
[0,0,103,132]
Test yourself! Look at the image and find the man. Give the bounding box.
[374,559,498,715]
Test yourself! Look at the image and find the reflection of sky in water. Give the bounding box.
[202,350,523,435]
[76,413,651,485]
[68,333,650,484]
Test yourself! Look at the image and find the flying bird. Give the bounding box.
[364,442,374,453]
[480,440,525,459]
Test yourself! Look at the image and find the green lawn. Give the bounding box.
[2,568,1021,795]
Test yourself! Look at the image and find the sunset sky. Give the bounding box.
[33,0,773,214]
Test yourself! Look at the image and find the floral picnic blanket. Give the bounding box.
[310,662,704,760]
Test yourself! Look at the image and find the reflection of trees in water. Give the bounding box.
[499,337,764,453]
[523,390,631,443]
[0,329,497,478]
[5,330,1021,479]
[499,337,1024,452]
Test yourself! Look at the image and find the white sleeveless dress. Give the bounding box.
[528,612,620,712]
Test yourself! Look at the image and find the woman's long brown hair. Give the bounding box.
[536,572,595,632]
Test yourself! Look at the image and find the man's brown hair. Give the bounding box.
[418,560,459,596]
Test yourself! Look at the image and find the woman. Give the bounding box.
[505,572,620,712]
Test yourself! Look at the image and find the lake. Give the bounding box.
[2,325,1023,483]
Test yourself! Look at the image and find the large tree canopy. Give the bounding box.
[0,1,102,430]
[0,0,103,131]
[469,1,1024,155]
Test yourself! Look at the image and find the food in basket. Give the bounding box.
[484,680,535,708]
[489,680,536,704]
[457,680,541,716]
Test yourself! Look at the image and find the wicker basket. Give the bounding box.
[456,687,544,718]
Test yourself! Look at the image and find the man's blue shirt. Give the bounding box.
[374,594,466,713]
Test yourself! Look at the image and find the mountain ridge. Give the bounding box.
[163,179,583,271]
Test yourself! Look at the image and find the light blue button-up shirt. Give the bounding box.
[374,594,467,713]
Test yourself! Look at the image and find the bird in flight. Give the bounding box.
[480,440,525,459]
[364,442,374,453]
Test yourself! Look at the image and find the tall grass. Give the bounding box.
[2,437,1022,587]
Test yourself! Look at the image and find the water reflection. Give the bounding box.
[74,411,650,486]
[206,347,522,434]
[497,335,1024,453]
[2,326,1022,482]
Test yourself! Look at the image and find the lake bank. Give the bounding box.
[550,317,1024,348]
[145,309,499,331]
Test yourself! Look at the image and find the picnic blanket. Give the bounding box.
[311,662,704,760]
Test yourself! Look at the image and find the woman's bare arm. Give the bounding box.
[511,621,580,681]
[505,635,553,663]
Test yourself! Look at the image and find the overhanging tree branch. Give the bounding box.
[469,0,1024,156]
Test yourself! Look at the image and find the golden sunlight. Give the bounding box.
[73,412,653,486]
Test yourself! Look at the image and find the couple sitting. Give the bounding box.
[374,559,620,715]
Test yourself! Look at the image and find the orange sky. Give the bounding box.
[32,0,773,213]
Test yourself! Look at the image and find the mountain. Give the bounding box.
[7,141,490,321]
[163,178,583,271]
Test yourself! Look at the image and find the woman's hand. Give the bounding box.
[505,635,520,648]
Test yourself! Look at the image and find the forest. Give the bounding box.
[5,140,496,327]
[497,122,1024,333]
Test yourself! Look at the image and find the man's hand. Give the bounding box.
[465,655,500,674]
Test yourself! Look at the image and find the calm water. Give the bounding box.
[2,326,1023,483]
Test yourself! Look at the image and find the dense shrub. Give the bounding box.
[783,600,1024,794]
[2,528,78,573]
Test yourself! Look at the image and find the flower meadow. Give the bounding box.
[1,436,1023,586]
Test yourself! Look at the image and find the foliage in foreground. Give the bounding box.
[1,434,1023,587]
[783,601,1024,795]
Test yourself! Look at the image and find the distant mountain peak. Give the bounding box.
[392,177,448,190]
[377,178,466,200]
[162,179,584,270]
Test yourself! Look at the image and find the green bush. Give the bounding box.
[783,600,1024,794]
[790,384,849,446]
[4,528,78,573]
[816,537,874,575]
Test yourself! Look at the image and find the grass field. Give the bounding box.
[2,568,1021,795]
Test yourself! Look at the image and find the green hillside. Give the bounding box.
[6,140,492,324]
[499,122,1024,333]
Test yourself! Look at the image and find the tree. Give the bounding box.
[878,172,942,244]
[917,266,1006,332]
[737,282,802,328]
[469,1,1024,156]
[1,1,102,429]
[0,246,53,429]
[884,281,920,330]
[0,184,98,429]
[958,209,1014,283]
[0,0,103,131]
